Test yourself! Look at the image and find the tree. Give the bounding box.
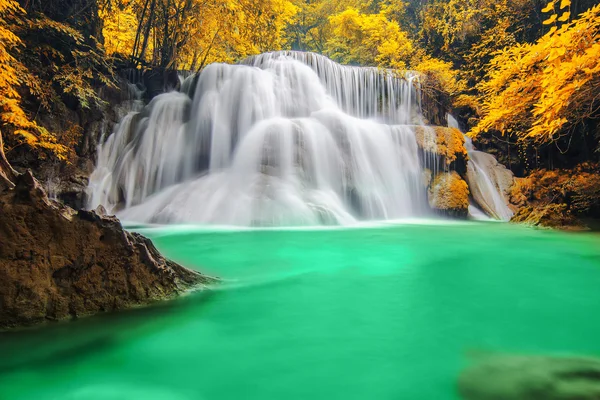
[324,7,414,69]
[286,0,372,52]
[0,0,69,160]
[419,0,538,87]
[102,0,297,70]
[471,1,600,146]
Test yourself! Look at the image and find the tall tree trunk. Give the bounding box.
[132,0,151,63]
[160,0,171,68]
[0,130,16,189]
[137,0,157,66]
[198,28,221,71]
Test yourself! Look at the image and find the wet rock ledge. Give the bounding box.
[0,171,215,330]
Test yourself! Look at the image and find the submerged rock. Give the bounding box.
[458,354,600,400]
[0,171,214,329]
[428,171,470,217]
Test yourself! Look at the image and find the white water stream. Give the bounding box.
[448,115,514,221]
[88,52,510,226]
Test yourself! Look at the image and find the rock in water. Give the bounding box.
[458,354,600,399]
[0,171,214,329]
[428,171,470,218]
[413,126,469,172]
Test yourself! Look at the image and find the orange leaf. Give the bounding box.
[559,0,571,9]
[542,1,555,13]
[558,11,570,21]
[543,14,557,24]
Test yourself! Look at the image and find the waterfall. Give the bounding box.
[448,115,514,221]
[244,51,423,125]
[88,52,430,226]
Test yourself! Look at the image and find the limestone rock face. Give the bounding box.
[413,126,468,174]
[0,171,214,329]
[459,354,600,400]
[427,171,470,217]
[466,150,515,221]
[410,126,471,218]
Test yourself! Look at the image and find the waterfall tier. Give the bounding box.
[89,52,434,226]
[244,51,422,124]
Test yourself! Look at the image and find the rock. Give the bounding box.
[406,126,471,217]
[0,170,215,329]
[458,354,600,400]
[509,163,600,230]
[466,149,515,220]
[419,73,451,127]
[428,171,470,217]
[45,172,91,209]
[413,126,468,173]
[144,69,181,101]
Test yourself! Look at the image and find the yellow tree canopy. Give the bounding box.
[325,7,413,69]
[101,0,297,69]
[472,1,600,144]
[0,0,67,158]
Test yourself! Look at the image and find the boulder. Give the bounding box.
[428,171,469,217]
[466,149,515,221]
[413,126,468,174]
[459,354,600,400]
[0,171,214,329]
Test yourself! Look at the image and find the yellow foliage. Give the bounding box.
[542,2,555,12]
[428,171,470,211]
[414,126,468,165]
[0,0,67,159]
[510,164,600,229]
[412,55,466,97]
[100,5,138,57]
[286,0,371,52]
[419,0,531,90]
[101,0,297,69]
[325,7,413,69]
[471,2,600,144]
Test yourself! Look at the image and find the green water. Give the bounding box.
[1,221,600,399]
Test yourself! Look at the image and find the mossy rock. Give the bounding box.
[458,354,600,400]
[428,171,469,217]
[413,126,468,170]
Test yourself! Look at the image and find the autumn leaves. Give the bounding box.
[542,0,572,31]
[473,0,600,144]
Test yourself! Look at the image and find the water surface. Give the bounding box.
[1,221,599,399]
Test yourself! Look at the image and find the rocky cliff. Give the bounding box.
[0,170,214,329]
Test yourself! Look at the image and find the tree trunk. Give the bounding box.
[137,0,157,66]
[0,130,16,190]
[132,0,150,63]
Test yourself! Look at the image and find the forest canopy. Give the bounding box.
[0,0,599,165]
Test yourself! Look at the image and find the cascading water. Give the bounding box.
[244,52,423,125]
[88,52,430,226]
[448,115,514,221]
